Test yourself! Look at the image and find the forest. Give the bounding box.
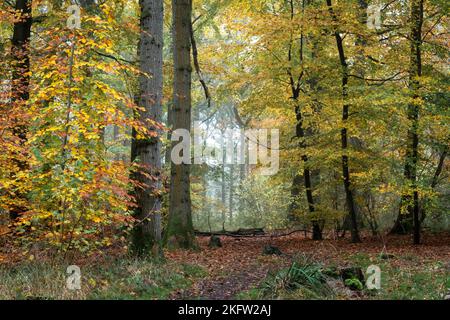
[0,0,449,301]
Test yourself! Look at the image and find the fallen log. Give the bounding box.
[195,228,312,238]
[195,228,265,237]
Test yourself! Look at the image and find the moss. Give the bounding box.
[344,278,364,291]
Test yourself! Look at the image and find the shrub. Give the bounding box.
[261,257,333,299]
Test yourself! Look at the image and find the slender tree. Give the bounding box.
[407,0,423,244]
[165,0,195,249]
[221,141,226,231]
[9,0,32,220]
[326,0,361,243]
[420,148,447,224]
[390,0,424,245]
[229,158,234,225]
[131,0,164,255]
[287,0,322,240]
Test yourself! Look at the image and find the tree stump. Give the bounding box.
[380,253,395,260]
[341,267,365,291]
[262,245,282,255]
[208,235,222,248]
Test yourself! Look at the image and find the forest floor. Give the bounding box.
[167,232,450,300]
[0,232,449,299]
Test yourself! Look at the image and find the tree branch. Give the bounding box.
[190,20,212,108]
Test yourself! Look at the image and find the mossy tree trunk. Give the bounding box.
[164,0,196,249]
[131,0,164,256]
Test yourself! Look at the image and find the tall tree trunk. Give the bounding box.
[9,0,32,220]
[165,102,173,165]
[391,0,423,245]
[295,103,322,240]
[221,143,226,231]
[409,0,423,245]
[326,0,361,243]
[287,0,322,240]
[165,0,195,249]
[131,0,164,256]
[229,160,234,225]
[349,0,370,232]
[420,149,446,223]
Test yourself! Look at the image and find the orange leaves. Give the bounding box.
[0,2,146,253]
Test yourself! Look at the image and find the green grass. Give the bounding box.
[1,252,447,300]
[345,253,449,300]
[235,253,449,300]
[241,255,335,300]
[0,257,207,300]
[375,262,449,300]
[235,287,261,300]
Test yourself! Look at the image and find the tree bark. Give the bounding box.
[420,149,447,223]
[391,0,423,245]
[326,0,361,243]
[131,0,164,256]
[409,0,423,245]
[9,0,32,220]
[229,159,234,225]
[287,0,322,240]
[221,143,226,231]
[165,0,195,249]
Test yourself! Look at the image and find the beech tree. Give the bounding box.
[165,0,196,249]
[391,0,424,245]
[9,0,32,220]
[287,0,323,241]
[130,0,164,255]
[326,0,361,243]
[0,0,447,254]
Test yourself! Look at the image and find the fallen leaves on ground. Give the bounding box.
[166,232,450,299]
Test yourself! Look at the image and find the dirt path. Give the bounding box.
[168,236,293,299]
[174,267,268,299]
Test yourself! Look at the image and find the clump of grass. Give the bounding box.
[260,256,334,299]
[235,287,261,300]
[0,257,206,300]
[0,262,82,300]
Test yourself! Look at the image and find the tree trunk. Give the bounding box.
[287,0,322,240]
[131,0,164,256]
[409,0,423,245]
[326,0,361,243]
[229,160,234,225]
[391,0,423,245]
[296,105,322,240]
[420,149,447,223]
[9,0,32,220]
[165,0,195,249]
[221,143,226,231]
[165,102,173,165]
